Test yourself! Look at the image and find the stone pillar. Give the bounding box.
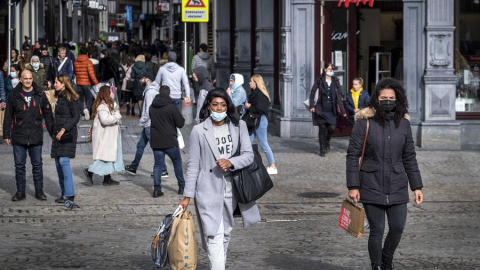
[277,0,316,137]
[215,0,232,88]
[233,0,252,90]
[254,0,275,104]
[419,0,459,149]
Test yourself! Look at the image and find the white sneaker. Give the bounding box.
[267,166,278,175]
[83,109,90,120]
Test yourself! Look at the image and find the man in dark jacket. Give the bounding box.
[39,44,56,89]
[2,70,54,201]
[149,85,185,198]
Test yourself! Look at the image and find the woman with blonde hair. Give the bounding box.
[51,74,81,206]
[84,86,124,185]
[245,74,277,174]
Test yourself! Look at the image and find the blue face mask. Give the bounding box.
[10,72,17,78]
[32,62,40,70]
[210,110,228,122]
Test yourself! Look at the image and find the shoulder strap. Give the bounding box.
[358,118,369,171]
[58,58,68,72]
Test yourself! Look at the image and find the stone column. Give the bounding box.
[276,0,316,137]
[233,0,252,90]
[420,0,459,149]
[254,0,275,104]
[215,0,232,88]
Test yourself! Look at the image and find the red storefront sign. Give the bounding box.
[337,0,374,8]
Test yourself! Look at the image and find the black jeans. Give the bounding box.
[363,203,407,267]
[318,124,336,147]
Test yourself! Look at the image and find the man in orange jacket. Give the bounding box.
[74,47,99,120]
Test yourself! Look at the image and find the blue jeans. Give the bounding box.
[249,115,275,165]
[153,146,185,191]
[130,127,167,173]
[172,98,182,112]
[13,145,43,192]
[55,157,75,197]
[363,203,407,268]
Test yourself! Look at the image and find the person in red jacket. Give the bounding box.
[74,47,99,120]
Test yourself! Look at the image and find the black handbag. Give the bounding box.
[231,134,273,204]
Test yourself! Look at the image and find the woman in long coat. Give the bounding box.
[51,74,81,205]
[84,86,124,185]
[179,89,261,270]
[309,62,347,156]
[346,78,424,270]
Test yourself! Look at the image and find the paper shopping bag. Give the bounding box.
[0,108,4,137]
[168,211,198,270]
[44,89,58,113]
[338,198,365,238]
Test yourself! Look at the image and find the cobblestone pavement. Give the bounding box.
[0,119,479,269]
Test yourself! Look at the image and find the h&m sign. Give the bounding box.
[337,0,374,8]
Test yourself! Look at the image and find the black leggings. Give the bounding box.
[318,124,336,146]
[363,203,407,267]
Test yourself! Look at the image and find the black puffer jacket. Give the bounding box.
[98,57,119,84]
[40,55,56,85]
[346,107,423,205]
[51,95,80,158]
[2,82,54,145]
[149,95,185,149]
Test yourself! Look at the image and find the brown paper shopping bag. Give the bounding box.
[44,89,57,113]
[338,198,365,238]
[0,108,4,137]
[168,211,198,270]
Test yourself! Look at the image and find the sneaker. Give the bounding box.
[35,189,47,201]
[178,188,184,195]
[11,192,26,201]
[83,109,90,120]
[161,172,169,178]
[266,166,278,175]
[84,168,93,184]
[125,165,137,175]
[153,190,164,198]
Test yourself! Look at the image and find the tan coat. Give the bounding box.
[92,102,122,162]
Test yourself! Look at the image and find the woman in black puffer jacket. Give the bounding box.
[51,74,81,206]
[346,78,424,270]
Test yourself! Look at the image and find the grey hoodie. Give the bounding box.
[139,81,160,127]
[191,52,215,80]
[154,62,190,99]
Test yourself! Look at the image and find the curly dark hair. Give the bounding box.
[199,88,240,126]
[366,77,408,127]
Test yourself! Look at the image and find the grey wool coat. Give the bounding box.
[183,118,261,242]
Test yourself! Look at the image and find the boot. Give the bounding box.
[382,257,394,270]
[55,196,65,203]
[319,136,326,157]
[103,175,120,186]
[325,141,331,153]
[65,196,75,201]
[131,106,135,116]
[126,104,131,116]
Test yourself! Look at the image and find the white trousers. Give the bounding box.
[206,177,236,270]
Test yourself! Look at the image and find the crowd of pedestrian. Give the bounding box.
[1,37,425,270]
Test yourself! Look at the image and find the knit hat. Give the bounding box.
[40,44,48,51]
[168,51,177,62]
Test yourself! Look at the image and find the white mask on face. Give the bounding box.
[326,71,334,77]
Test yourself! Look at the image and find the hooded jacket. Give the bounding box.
[25,63,47,90]
[2,82,54,145]
[229,73,247,108]
[74,54,99,86]
[149,95,185,149]
[139,81,160,127]
[346,88,370,119]
[191,51,215,80]
[346,107,423,205]
[131,61,150,96]
[154,62,190,99]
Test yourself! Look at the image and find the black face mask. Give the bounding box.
[380,100,396,112]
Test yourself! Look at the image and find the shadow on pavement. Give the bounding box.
[265,254,350,270]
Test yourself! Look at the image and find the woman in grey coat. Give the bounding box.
[179,89,261,270]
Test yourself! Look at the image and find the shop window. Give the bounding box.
[455,1,480,114]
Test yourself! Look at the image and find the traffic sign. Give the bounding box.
[182,0,209,22]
